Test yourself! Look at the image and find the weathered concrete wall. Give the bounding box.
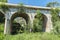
[44,14,53,32]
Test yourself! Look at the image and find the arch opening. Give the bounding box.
[0,11,5,34]
[0,12,5,23]
[11,13,29,24]
[11,13,29,34]
[33,13,47,32]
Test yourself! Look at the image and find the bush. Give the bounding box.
[0,24,4,32]
[33,10,43,32]
[51,8,60,34]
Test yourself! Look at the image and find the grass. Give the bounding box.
[0,24,60,40]
[0,23,5,40]
[0,32,59,40]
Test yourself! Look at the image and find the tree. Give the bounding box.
[0,0,9,12]
[0,0,7,3]
[11,3,27,34]
[46,2,60,7]
[0,4,10,12]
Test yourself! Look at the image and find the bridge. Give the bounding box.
[0,2,53,34]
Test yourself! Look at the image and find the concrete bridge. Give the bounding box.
[0,2,53,34]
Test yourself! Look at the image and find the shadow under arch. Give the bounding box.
[0,11,5,23]
[34,13,47,32]
[0,11,5,33]
[10,12,30,34]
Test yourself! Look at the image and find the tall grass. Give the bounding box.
[1,32,60,40]
[0,23,60,40]
[0,23,5,40]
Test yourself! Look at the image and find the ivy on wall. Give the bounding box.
[50,8,60,34]
[18,3,25,13]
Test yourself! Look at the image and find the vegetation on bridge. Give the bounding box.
[33,10,43,32]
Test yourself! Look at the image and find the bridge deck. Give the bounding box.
[0,2,57,10]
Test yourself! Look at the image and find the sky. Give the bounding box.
[8,0,60,7]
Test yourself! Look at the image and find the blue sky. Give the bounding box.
[8,0,60,6]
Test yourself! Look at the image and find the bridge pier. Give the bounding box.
[28,14,35,32]
[4,14,11,34]
[45,14,53,32]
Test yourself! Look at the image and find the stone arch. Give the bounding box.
[10,12,30,34]
[11,12,29,24]
[34,13,47,32]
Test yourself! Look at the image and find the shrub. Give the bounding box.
[51,8,60,34]
[33,10,43,32]
[0,24,5,40]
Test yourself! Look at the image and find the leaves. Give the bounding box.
[0,3,10,13]
[18,3,25,13]
[0,0,7,3]
[46,1,60,7]
[33,10,43,32]
[51,8,60,34]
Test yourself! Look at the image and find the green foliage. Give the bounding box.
[18,3,25,13]
[0,4,10,12]
[50,8,60,34]
[0,0,7,3]
[11,23,24,34]
[0,24,5,40]
[51,8,60,22]
[0,14,5,23]
[0,32,60,40]
[0,1,8,12]
[53,21,60,34]
[46,1,60,7]
[0,24,4,32]
[33,10,43,32]
[0,32,5,40]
